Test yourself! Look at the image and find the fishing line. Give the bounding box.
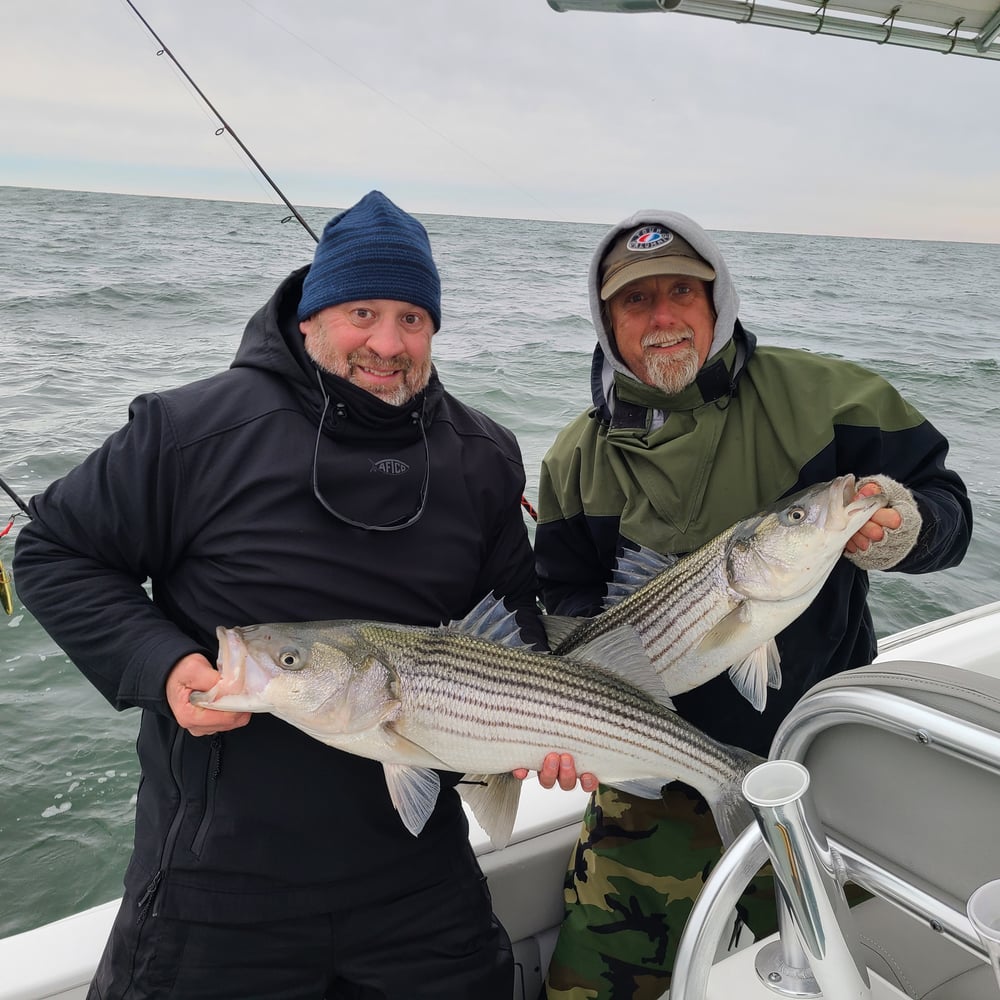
[238,0,568,225]
[117,2,542,526]
[121,0,319,244]
[123,0,541,524]
[2,1,320,522]
[118,3,542,523]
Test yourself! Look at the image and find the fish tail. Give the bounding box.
[706,747,763,849]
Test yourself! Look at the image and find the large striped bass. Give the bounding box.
[544,474,889,712]
[192,599,761,850]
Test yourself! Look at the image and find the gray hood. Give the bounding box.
[589,209,741,406]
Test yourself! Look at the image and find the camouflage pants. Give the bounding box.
[544,783,778,1000]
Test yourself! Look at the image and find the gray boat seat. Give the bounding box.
[771,658,1000,998]
[851,898,996,999]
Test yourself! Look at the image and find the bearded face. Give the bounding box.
[639,333,702,395]
[607,275,717,394]
[300,301,433,406]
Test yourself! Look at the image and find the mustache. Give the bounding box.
[347,349,413,372]
[640,328,695,349]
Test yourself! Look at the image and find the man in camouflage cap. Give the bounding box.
[535,209,971,998]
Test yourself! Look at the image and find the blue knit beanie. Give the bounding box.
[297,191,441,330]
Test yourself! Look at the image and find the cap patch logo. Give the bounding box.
[627,226,674,253]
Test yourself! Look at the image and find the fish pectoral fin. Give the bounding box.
[382,764,441,838]
[456,772,522,850]
[334,692,402,734]
[381,728,454,769]
[606,778,668,800]
[541,614,584,649]
[697,607,780,711]
[697,603,752,653]
[727,642,778,712]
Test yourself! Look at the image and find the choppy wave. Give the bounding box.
[1,184,998,940]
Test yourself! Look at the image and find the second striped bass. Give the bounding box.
[545,474,888,711]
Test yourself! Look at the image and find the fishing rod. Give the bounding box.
[2,4,321,518]
[3,5,542,529]
[2,4,321,559]
[122,3,541,523]
[1,476,30,517]
[122,0,319,244]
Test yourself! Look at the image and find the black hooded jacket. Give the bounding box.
[14,267,542,921]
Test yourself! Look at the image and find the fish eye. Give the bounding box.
[278,647,304,671]
[783,505,807,524]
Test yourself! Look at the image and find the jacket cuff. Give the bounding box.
[845,474,922,572]
[121,633,213,716]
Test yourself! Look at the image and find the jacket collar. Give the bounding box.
[314,365,443,443]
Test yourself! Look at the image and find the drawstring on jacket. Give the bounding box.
[310,367,430,531]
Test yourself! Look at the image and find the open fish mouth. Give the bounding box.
[215,626,248,694]
[190,627,250,707]
[814,474,886,533]
[841,473,890,522]
[826,474,859,531]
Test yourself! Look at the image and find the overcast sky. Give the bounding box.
[2,0,997,242]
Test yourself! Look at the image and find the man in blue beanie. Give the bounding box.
[15,190,546,999]
[298,191,442,408]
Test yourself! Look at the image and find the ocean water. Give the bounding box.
[1,184,998,940]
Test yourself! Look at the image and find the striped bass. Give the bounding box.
[192,600,761,849]
[545,474,889,712]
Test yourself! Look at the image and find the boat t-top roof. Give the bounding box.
[548,0,1000,60]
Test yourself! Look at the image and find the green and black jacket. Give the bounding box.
[535,210,972,756]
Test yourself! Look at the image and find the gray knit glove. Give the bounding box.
[845,474,923,571]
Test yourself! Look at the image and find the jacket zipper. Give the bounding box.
[191,733,223,857]
[135,869,163,927]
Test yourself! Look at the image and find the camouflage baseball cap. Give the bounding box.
[600,225,716,301]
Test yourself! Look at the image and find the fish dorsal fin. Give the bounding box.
[444,592,530,649]
[603,543,677,609]
[540,614,583,649]
[456,773,523,850]
[571,625,674,710]
[382,763,441,838]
